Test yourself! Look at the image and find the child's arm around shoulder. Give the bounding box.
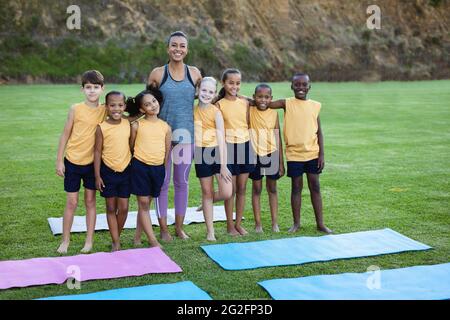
[55,104,76,177]
[245,98,250,126]
[214,109,232,182]
[268,99,287,110]
[275,113,285,177]
[317,116,325,172]
[241,98,250,128]
[238,94,253,105]
[164,123,172,168]
[94,125,104,192]
[129,121,139,154]
[124,113,144,124]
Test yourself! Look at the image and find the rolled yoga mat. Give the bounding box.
[201,228,431,270]
[39,281,212,300]
[48,206,236,235]
[258,263,450,300]
[0,247,182,290]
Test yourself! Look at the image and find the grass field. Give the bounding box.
[0,80,449,300]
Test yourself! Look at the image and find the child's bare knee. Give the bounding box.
[308,180,321,193]
[106,203,117,213]
[267,185,277,195]
[67,198,78,210]
[85,199,96,209]
[291,182,302,194]
[118,203,128,213]
[202,188,214,200]
[252,184,263,196]
[236,185,247,197]
[138,198,150,211]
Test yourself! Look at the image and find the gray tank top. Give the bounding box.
[158,64,196,144]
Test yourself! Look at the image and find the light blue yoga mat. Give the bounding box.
[39,281,212,300]
[259,263,450,300]
[201,228,431,270]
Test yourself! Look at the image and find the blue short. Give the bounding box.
[64,158,96,192]
[99,162,131,198]
[194,146,221,178]
[287,158,321,177]
[131,158,166,197]
[249,152,281,181]
[226,140,256,176]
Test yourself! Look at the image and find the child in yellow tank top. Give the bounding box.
[249,84,285,233]
[216,69,255,236]
[55,70,106,254]
[128,89,172,248]
[194,77,232,241]
[264,73,332,234]
[94,91,131,252]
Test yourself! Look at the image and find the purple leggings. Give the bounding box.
[155,143,194,218]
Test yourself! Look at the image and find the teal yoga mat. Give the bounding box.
[259,263,450,300]
[201,228,431,270]
[39,281,212,300]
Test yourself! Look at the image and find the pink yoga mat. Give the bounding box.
[0,248,182,290]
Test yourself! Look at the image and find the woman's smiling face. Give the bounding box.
[167,36,188,62]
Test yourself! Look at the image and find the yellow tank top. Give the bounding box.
[217,97,250,144]
[284,98,321,161]
[66,102,107,165]
[249,108,278,156]
[99,119,131,172]
[134,118,170,166]
[194,103,220,148]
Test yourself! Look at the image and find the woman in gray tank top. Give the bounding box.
[137,31,202,242]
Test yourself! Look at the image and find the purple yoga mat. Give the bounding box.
[0,248,182,290]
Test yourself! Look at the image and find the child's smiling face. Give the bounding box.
[198,80,216,105]
[140,94,160,116]
[291,75,311,100]
[253,87,272,110]
[106,94,126,120]
[223,73,241,97]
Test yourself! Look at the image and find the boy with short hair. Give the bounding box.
[268,73,332,234]
[249,83,284,233]
[55,70,106,254]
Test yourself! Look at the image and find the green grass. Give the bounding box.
[0,81,449,299]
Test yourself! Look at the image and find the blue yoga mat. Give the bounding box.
[201,228,431,270]
[39,281,212,300]
[259,263,450,300]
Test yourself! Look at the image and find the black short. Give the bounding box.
[99,162,131,198]
[194,146,221,178]
[130,158,166,197]
[249,152,281,181]
[226,140,256,176]
[287,158,321,177]
[64,158,96,192]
